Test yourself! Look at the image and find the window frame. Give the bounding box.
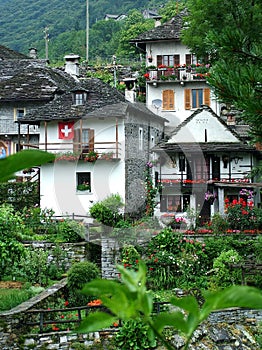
[73,91,86,106]
[139,127,144,151]
[160,194,190,212]
[76,172,91,192]
[14,108,26,121]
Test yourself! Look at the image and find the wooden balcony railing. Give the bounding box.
[159,173,251,186]
[21,141,122,160]
[146,67,209,82]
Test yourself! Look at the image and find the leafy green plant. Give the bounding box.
[0,150,55,182]
[67,261,101,306]
[209,249,243,289]
[14,248,49,285]
[78,261,262,350]
[77,183,91,191]
[114,318,156,349]
[209,213,229,234]
[57,219,86,243]
[89,194,124,227]
[0,204,26,276]
[84,151,99,162]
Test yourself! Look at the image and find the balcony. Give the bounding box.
[145,64,210,83]
[159,174,251,188]
[21,141,122,161]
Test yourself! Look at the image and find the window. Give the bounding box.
[157,55,180,67]
[14,108,25,121]
[150,135,155,148]
[162,90,175,110]
[160,194,190,212]
[184,88,210,110]
[139,127,143,150]
[77,172,91,191]
[74,128,94,153]
[73,91,86,106]
[192,89,203,108]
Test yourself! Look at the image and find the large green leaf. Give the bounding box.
[76,311,118,333]
[0,150,55,182]
[201,286,262,321]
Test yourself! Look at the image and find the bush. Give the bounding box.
[89,194,124,227]
[209,249,243,289]
[209,213,228,234]
[114,318,156,350]
[0,204,26,276]
[14,248,49,285]
[57,219,86,242]
[67,261,100,305]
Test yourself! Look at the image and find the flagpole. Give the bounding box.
[86,0,89,63]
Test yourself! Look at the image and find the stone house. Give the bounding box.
[2,51,166,217]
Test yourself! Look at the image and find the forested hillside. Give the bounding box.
[0,0,171,63]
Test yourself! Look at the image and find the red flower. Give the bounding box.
[64,301,69,307]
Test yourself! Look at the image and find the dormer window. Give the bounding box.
[14,108,26,121]
[73,91,87,106]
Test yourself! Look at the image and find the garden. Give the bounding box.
[0,180,262,348]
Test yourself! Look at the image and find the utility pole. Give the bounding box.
[44,27,49,61]
[86,0,89,62]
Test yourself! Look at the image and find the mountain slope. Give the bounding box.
[0,0,166,60]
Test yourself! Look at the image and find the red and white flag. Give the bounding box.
[58,122,74,139]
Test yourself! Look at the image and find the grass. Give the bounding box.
[0,288,33,311]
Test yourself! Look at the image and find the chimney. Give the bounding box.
[123,78,137,103]
[64,54,80,77]
[28,48,38,59]
[154,16,162,27]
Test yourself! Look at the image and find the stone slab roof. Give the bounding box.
[130,9,187,46]
[0,66,79,102]
[0,45,29,60]
[20,77,166,124]
[155,142,258,153]
[19,77,127,122]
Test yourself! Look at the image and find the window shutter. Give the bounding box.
[88,129,95,151]
[73,129,81,153]
[204,88,210,106]
[174,54,180,65]
[157,55,162,67]
[184,89,191,110]
[162,90,174,110]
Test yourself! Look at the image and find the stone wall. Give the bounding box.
[101,237,119,279]
[23,241,91,271]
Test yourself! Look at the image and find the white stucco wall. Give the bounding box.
[39,118,126,216]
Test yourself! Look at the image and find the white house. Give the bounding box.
[19,57,166,218]
[130,9,220,128]
[130,10,262,223]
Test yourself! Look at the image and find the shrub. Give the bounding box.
[89,194,124,227]
[209,213,228,234]
[14,248,49,285]
[0,204,26,276]
[67,261,100,306]
[114,318,156,350]
[209,249,243,289]
[57,219,86,243]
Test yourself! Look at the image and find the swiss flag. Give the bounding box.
[58,122,74,139]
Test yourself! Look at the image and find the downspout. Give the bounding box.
[17,121,21,152]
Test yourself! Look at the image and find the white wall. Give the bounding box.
[39,118,126,216]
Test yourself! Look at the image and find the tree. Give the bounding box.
[158,0,186,23]
[182,0,262,142]
[117,10,155,58]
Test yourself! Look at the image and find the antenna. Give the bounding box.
[86,0,89,62]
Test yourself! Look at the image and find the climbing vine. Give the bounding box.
[145,162,158,216]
